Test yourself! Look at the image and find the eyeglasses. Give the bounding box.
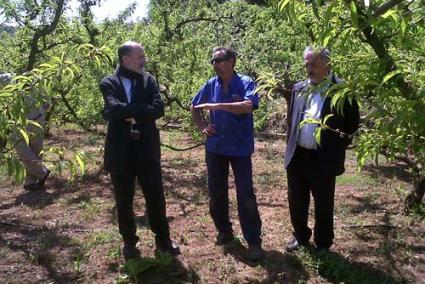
[210,56,229,65]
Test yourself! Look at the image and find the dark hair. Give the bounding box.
[118,41,143,64]
[212,46,237,67]
[212,46,237,61]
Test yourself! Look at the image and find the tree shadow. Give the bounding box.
[222,240,309,283]
[350,212,417,282]
[13,175,79,209]
[0,221,84,283]
[348,194,391,214]
[304,247,407,284]
[362,163,414,184]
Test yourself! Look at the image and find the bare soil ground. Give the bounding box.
[1,128,424,283]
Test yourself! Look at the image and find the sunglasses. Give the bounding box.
[210,56,229,65]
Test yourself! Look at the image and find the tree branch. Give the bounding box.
[25,0,65,71]
[373,0,404,18]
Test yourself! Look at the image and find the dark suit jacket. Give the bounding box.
[284,76,360,176]
[99,68,164,173]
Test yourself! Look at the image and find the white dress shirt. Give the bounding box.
[120,76,133,103]
[297,77,333,150]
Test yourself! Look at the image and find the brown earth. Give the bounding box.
[0,128,424,283]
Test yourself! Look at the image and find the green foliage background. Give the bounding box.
[0,0,424,202]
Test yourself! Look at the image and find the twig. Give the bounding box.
[342,224,398,229]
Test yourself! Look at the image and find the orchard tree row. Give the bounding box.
[0,0,424,210]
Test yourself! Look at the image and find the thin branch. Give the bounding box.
[373,0,404,17]
[26,0,65,71]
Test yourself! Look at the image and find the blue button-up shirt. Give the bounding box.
[192,73,259,157]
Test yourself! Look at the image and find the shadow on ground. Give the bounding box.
[222,240,309,283]
[0,222,84,283]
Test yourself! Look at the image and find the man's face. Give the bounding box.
[123,45,147,74]
[304,53,330,85]
[211,50,234,79]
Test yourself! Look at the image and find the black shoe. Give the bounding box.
[23,183,44,191]
[216,232,234,245]
[38,169,50,187]
[155,239,181,255]
[123,245,141,261]
[248,244,264,261]
[285,238,305,252]
[315,245,330,253]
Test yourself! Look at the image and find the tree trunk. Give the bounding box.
[405,177,425,212]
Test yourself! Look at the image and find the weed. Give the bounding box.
[78,198,102,219]
[411,203,425,219]
[84,230,120,249]
[336,174,375,186]
[107,246,122,259]
[123,252,174,282]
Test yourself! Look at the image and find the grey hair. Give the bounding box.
[118,41,144,64]
[303,46,331,63]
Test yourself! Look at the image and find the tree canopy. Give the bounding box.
[0,0,424,209]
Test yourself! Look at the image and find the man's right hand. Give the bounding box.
[202,124,216,137]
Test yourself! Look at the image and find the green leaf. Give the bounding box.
[278,0,291,12]
[27,120,42,129]
[75,153,86,175]
[350,1,359,28]
[381,9,397,19]
[400,17,407,36]
[315,127,322,146]
[381,70,402,85]
[323,114,334,126]
[19,128,29,145]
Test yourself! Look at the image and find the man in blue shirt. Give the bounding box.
[191,46,264,261]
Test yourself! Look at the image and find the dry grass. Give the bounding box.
[0,128,424,283]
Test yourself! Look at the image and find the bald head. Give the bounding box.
[118,41,147,74]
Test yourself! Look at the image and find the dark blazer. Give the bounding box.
[99,68,164,173]
[284,76,360,176]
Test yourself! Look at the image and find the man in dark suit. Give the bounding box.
[284,47,360,252]
[100,41,179,260]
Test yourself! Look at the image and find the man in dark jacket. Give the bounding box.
[284,47,360,252]
[100,41,179,260]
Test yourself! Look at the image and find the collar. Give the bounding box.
[117,65,140,80]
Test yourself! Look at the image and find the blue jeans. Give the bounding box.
[206,151,262,245]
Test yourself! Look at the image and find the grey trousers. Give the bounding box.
[14,109,49,186]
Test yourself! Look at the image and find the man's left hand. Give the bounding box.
[194,103,218,111]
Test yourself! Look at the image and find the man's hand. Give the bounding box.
[194,103,218,111]
[202,124,216,137]
[125,118,135,123]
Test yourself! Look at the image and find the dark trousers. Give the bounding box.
[110,144,170,247]
[206,151,262,245]
[287,145,336,248]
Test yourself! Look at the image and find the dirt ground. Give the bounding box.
[0,128,424,283]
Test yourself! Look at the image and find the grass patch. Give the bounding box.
[123,252,173,282]
[336,174,376,186]
[84,230,120,249]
